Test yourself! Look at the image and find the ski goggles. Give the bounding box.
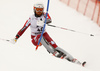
[35,8,43,12]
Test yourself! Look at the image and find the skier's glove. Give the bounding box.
[10,38,17,44]
[45,19,52,24]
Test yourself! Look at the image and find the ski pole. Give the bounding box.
[47,24,94,36]
[0,38,10,42]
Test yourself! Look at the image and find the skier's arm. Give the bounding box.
[10,19,31,44]
[44,13,52,24]
[46,13,52,24]
[15,20,31,39]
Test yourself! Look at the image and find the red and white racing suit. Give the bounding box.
[15,13,57,48]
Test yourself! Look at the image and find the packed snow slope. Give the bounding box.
[0,0,100,71]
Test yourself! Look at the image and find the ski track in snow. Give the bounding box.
[0,0,100,71]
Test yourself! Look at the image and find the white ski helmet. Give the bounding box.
[33,3,44,13]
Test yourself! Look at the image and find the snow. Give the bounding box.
[0,0,100,71]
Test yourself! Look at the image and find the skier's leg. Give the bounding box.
[42,32,73,60]
[41,37,55,53]
[43,32,58,49]
[55,47,81,65]
[31,35,42,46]
[42,32,81,65]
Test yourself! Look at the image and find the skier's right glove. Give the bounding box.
[9,37,17,44]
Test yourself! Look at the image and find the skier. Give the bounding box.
[10,3,86,66]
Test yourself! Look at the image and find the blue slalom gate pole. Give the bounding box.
[36,0,50,50]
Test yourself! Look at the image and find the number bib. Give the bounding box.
[29,15,45,35]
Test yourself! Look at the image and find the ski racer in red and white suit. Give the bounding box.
[15,13,58,48]
[11,3,85,66]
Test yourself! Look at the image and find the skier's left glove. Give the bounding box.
[9,37,17,44]
[45,19,52,24]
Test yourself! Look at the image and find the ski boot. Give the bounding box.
[72,59,86,67]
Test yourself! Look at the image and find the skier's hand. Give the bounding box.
[45,19,51,24]
[9,38,17,44]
